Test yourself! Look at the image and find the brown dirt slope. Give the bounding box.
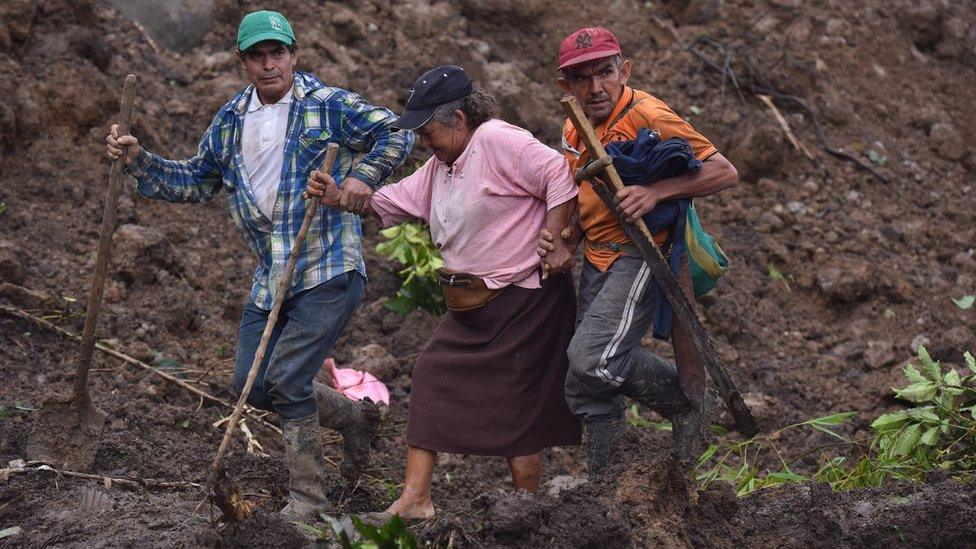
[0,0,974,547]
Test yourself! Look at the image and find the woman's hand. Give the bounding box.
[537,225,577,280]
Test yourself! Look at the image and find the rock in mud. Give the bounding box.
[544,475,587,497]
[0,282,50,308]
[830,340,864,360]
[346,343,398,382]
[0,0,38,46]
[0,240,24,284]
[483,61,552,134]
[816,260,876,303]
[112,224,177,285]
[944,326,972,352]
[740,391,782,426]
[725,117,786,182]
[896,0,946,50]
[929,122,967,161]
[910,334,931,353]
[864,340,895,369]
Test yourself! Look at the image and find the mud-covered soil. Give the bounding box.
[1,0,974,547]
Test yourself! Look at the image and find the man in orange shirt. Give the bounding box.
[540,27,739,475]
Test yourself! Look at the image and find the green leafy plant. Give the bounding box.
[766,263,791,291]
[695,411,855,496]
[695,346,976,496]
[298,513,418,549]
[952,295,975,310]
[376,223,445,315]
[626,404,672,430]
[822,347,976,490]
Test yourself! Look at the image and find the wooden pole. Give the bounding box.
[201,143,340,499]
[74,74,138,399]
[560,96,757,436]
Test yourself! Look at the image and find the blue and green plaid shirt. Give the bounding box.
[127,72,414,309]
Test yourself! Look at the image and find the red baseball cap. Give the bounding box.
[557,27,621,70]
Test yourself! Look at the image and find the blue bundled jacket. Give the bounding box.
[605,128,702,340]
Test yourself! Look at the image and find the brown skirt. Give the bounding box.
[405,272,582,456]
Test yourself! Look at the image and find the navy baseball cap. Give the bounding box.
[392,65,473,130]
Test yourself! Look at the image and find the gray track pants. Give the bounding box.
[564,255,677,421]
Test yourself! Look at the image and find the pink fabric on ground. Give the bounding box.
[370,119,578,289]
[325,358,390,405]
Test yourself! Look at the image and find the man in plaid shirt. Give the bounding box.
[106,10,413,519]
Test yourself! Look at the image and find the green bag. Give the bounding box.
[685,203,730,297]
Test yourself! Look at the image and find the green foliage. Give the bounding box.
[695,411,856,496]
[0,202,7,215]
[952,295,975,310]
[298,513,418,549]
[696,346,976,496]
[376,223,445,316]
[766,263,791,291]
[0,401,37,420]
[626,404,672,430]
[825,347,976,490]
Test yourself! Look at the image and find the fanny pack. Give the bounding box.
[438,268,503,311]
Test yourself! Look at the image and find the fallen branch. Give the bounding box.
[2,460,200,491]
[212,416,266,455]
[0,305,281,436]
[758,94,813,160]
[3,304,360,477]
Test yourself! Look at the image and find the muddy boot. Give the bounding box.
[313,381,380,484]
[670,405,706,466]
[618,353,707,466]
[280,414,332,521]
[584,414,625,477]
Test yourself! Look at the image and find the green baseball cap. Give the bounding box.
[237,10,296,51]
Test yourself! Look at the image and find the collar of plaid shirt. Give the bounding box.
[128,72,414,310]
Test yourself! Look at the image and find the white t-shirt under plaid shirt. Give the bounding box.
[242,87,292,219]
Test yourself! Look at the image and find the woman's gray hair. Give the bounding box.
[430,88,499,129]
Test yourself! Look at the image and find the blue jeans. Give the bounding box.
[232,271,364,420]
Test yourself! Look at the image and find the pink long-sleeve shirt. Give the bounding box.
[371,119,578,289]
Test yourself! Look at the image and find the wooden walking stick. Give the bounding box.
[561,96,758,437]
[201,143,340,502]
[26,74,138,470]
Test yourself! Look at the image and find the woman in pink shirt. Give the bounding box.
[307,66,581,521]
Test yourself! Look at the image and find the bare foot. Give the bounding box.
[385,496,435,520]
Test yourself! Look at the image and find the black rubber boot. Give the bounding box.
[279,414,332,520]
[313,381,380,484]
[618,350,706,466]
[584,414,625,477]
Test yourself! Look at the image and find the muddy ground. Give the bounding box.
[1,0,975,547]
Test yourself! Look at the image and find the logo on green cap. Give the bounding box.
[237,10,296,51]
